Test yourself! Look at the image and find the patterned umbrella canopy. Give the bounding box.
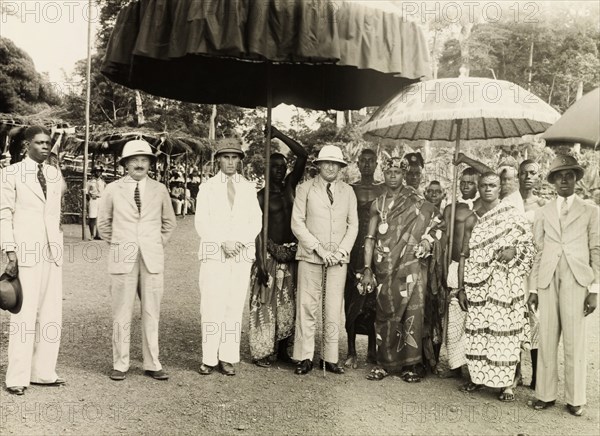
[362,78,560,142]
[362,77,561,265]
[541,87,599,149]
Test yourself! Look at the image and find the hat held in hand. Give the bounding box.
[0,273,23,314]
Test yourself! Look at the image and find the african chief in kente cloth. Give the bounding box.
[464,202,534,388]
[371,160,444,374]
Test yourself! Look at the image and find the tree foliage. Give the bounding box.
[0,37,61,113]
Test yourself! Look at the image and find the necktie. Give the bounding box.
[326,182,334,204]
[134,182,141,214]
[559,197,568,230]
[37,163,47,198]
[227,178,235,209]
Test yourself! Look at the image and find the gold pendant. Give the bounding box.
[378,222,389,234]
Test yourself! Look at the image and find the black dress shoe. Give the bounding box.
[318,359,345,374]
[567,404,584,417]
[144,369,169,380]
[7,386,25,395]
[198,364,215,375]
[219,361,236,376]
[110,370,126,381]
[31,378,66,386]
[294,359,313,375]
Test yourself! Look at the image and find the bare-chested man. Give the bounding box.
[518,159,546,389]
[249,126,308,367]
[344,149,385,369]
[439,167,481,378]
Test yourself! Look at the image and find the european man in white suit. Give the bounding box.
[1,126,65,395]
[528,155,599,416]
[195,139,262,376]
[291,145,359,375]
[98,140,177,381]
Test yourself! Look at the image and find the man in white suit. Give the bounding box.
[98,140,177,381]
[291,145,359,375]
[195,139,262,376]
[529,155,599,416]
[1,126,65,395]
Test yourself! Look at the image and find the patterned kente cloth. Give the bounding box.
[345,199,377,335]
[373,186,442,372]
[464,203,534,388]
[249,241,297,360]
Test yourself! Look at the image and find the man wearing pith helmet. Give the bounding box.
[291,144,359,375]
[195,138,262,376]
[529,154,599,417]
[98,139,177,382]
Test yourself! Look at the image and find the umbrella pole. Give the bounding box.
[447,119,462,268]
[183,151,188,217]
[81,0,93,241]
[262,63,273,263]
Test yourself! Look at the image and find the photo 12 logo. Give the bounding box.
[1,1,101,24]
[400,2,540,25]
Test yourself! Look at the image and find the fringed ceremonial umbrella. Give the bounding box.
[362,77,561,264]
[100,0,431,263]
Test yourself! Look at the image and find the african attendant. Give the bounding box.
[344,149,385,369]
[457,172,534,402]
[361,157,444,382]
[518,159,546,389]
[249,127,308,368]
[440,167,481,379]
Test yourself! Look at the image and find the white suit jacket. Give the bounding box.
[97,176,177,274]
[194,171,262,262]
[291,176,359,264]
[0,158,64,267]
[530,195,599,290]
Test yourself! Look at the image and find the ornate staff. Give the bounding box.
[321,264,328,377]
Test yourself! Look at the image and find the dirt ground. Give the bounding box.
[1,219,598,435]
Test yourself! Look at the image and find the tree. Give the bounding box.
[0,37,61,113]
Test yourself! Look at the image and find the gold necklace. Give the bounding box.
[376,192,394,235]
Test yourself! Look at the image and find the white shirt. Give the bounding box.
[317,176,336,201]
[555,194,575,215]
[124,175,147,198]
[501,190,525,214]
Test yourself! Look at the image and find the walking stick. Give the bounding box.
[321,264,328,377]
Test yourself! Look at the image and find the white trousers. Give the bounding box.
[110,254,163,372]
[198,258,252,366]
[293,261,346,363]
[6,259,62,387]
[536,255,588,406]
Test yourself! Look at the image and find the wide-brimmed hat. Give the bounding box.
[314,145,347,166]
[214,138,245,158]
[547,155,584,182]
[119,140,156,165]
[0,273,23,314]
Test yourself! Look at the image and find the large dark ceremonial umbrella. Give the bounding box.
[101,0,431,259]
